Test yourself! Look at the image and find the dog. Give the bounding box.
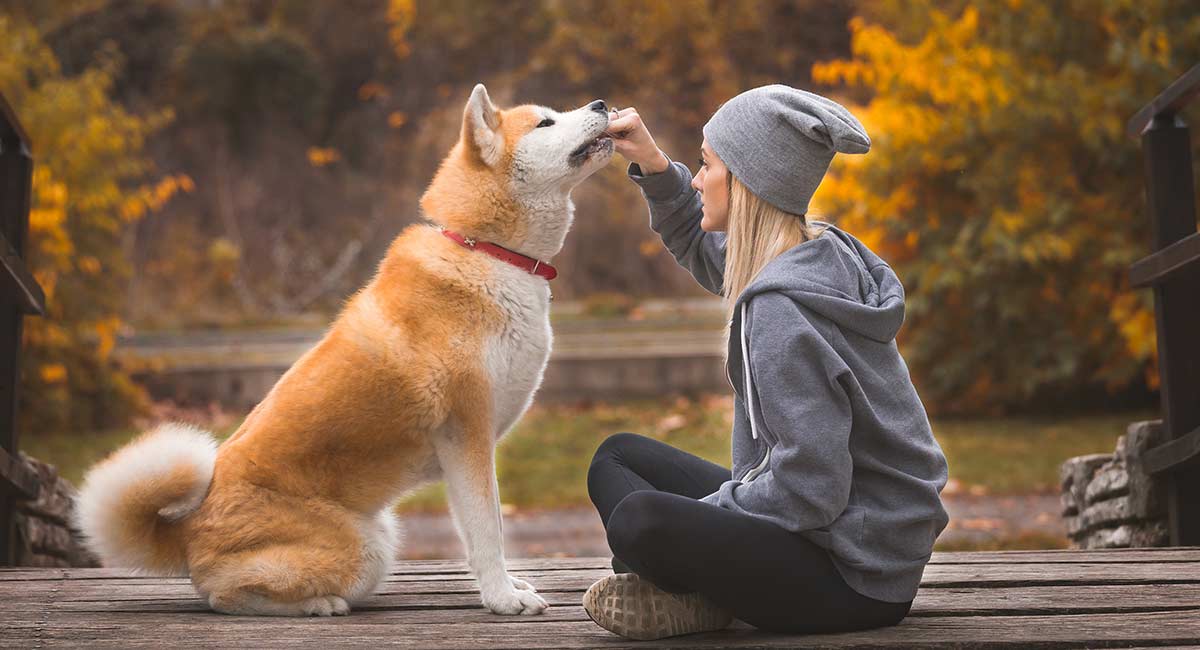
[73,84,614,616]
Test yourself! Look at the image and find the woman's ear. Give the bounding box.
[462,83,504,167]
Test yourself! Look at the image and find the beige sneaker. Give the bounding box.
[582,573,734,640]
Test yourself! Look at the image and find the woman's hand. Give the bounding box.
[606,107,671,175]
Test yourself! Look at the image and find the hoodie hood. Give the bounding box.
[733,221,905,343]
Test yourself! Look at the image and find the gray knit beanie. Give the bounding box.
[702,84,870,216]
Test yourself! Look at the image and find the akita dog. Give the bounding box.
[73,84,614,616]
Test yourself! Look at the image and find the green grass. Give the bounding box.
[933,531,1070,552]
[933,409,1157,495]
[23,399,1155,512]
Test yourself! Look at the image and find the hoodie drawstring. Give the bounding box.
[740,302,759,440]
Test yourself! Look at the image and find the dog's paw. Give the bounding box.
[482,585,549,616]
[511,576,539,592]
[302,595,351,617]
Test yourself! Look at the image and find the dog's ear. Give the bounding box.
[462,83,503,167]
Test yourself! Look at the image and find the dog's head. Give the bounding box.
[459,84,613,186]
[420,84,613,255]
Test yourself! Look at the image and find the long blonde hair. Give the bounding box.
[721,174,826,357]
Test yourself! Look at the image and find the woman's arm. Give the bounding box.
[629,159,726,296]
[606,107,725,295]
[701,292,853,532]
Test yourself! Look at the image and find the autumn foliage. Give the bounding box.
[1,0,1196,432]
[810,0,1200,413]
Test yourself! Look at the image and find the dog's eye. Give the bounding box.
[536,118,555,128]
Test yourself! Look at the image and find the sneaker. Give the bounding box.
[582,573,734,640]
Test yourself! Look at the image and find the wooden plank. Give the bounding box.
[1145,423,1200,474]
[4,610,1200,649]
[1127,61,1200,138]
[0,230,44,315]
[0,93,31,152]
[6,563,1200,607]
[9,583,1200,620]
[1130,230,1200,289]
[7,550,1199,583]
[928,548,1200,564]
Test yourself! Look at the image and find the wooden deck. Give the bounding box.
[3,549,1200,648]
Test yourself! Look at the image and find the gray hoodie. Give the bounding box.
[630,159,950,604]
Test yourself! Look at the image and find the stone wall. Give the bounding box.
[1060,420,1169,549]
[12,454,98,567]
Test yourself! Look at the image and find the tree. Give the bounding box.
[811,0,1200,414]
[0,16,185,433]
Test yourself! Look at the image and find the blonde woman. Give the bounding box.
[582,85,950,640]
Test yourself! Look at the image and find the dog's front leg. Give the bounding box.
[435,422,548,615]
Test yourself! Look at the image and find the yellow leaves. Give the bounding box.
[638,239,660,257]
[118,174,192,222]
[387,0,416,59]
[387,111,408,128]
[307,147,341,167]
[1108,292,1156,365]
[93,315,121,360]
[814,6,1015,117]
[39,364,67,384]
[207,238,241,264]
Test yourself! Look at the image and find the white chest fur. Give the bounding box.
[482,261,553,440]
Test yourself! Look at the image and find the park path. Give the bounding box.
[399,494,1066,560]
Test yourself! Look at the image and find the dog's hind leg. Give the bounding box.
[345,509,401,604]
[198,544,361,617]
[209,590,351,617]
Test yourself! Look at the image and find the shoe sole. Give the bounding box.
[582,573,733,641]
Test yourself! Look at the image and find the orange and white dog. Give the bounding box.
[73,84,613,616]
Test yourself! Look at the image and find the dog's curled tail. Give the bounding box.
[73,423,217,576]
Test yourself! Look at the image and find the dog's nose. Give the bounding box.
[589,100,608,114]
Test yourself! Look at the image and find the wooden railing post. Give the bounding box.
[0,93,43,565]
[1127,63,1200,547]
[1140,114,1200,546]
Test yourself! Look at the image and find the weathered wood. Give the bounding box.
[1130,230,1200,288]
[1145,423,1200,475]
[0,90,36,568]
[1127,61,1200,138]
[8,583,1200,619]
[3,611,1200,649]
[0,230,44,315]
[3,552,1200,647]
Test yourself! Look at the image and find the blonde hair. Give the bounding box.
[721,174,826,358]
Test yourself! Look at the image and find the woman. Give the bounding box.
[582,85,951,640]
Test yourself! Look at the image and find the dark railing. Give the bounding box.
[1126,62,1200,546]
[0,92,43,566]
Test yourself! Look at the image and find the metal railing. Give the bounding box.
[1126,62,1200,546]
[0,92,43,565]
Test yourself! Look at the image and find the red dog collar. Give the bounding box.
[440,228,558,281]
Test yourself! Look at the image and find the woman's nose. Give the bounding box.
[588,100,607,114]
[691,173,703,192]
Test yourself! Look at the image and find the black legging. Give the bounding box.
[586,432,912,634]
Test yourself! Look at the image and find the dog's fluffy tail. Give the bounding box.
[73,423,217,575]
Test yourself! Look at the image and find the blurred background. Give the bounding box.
[3,0,1198,557]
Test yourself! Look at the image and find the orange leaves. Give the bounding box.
[118,174,193,222]
[306,147,341,167]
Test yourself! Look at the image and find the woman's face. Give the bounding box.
[692,139,729,232]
